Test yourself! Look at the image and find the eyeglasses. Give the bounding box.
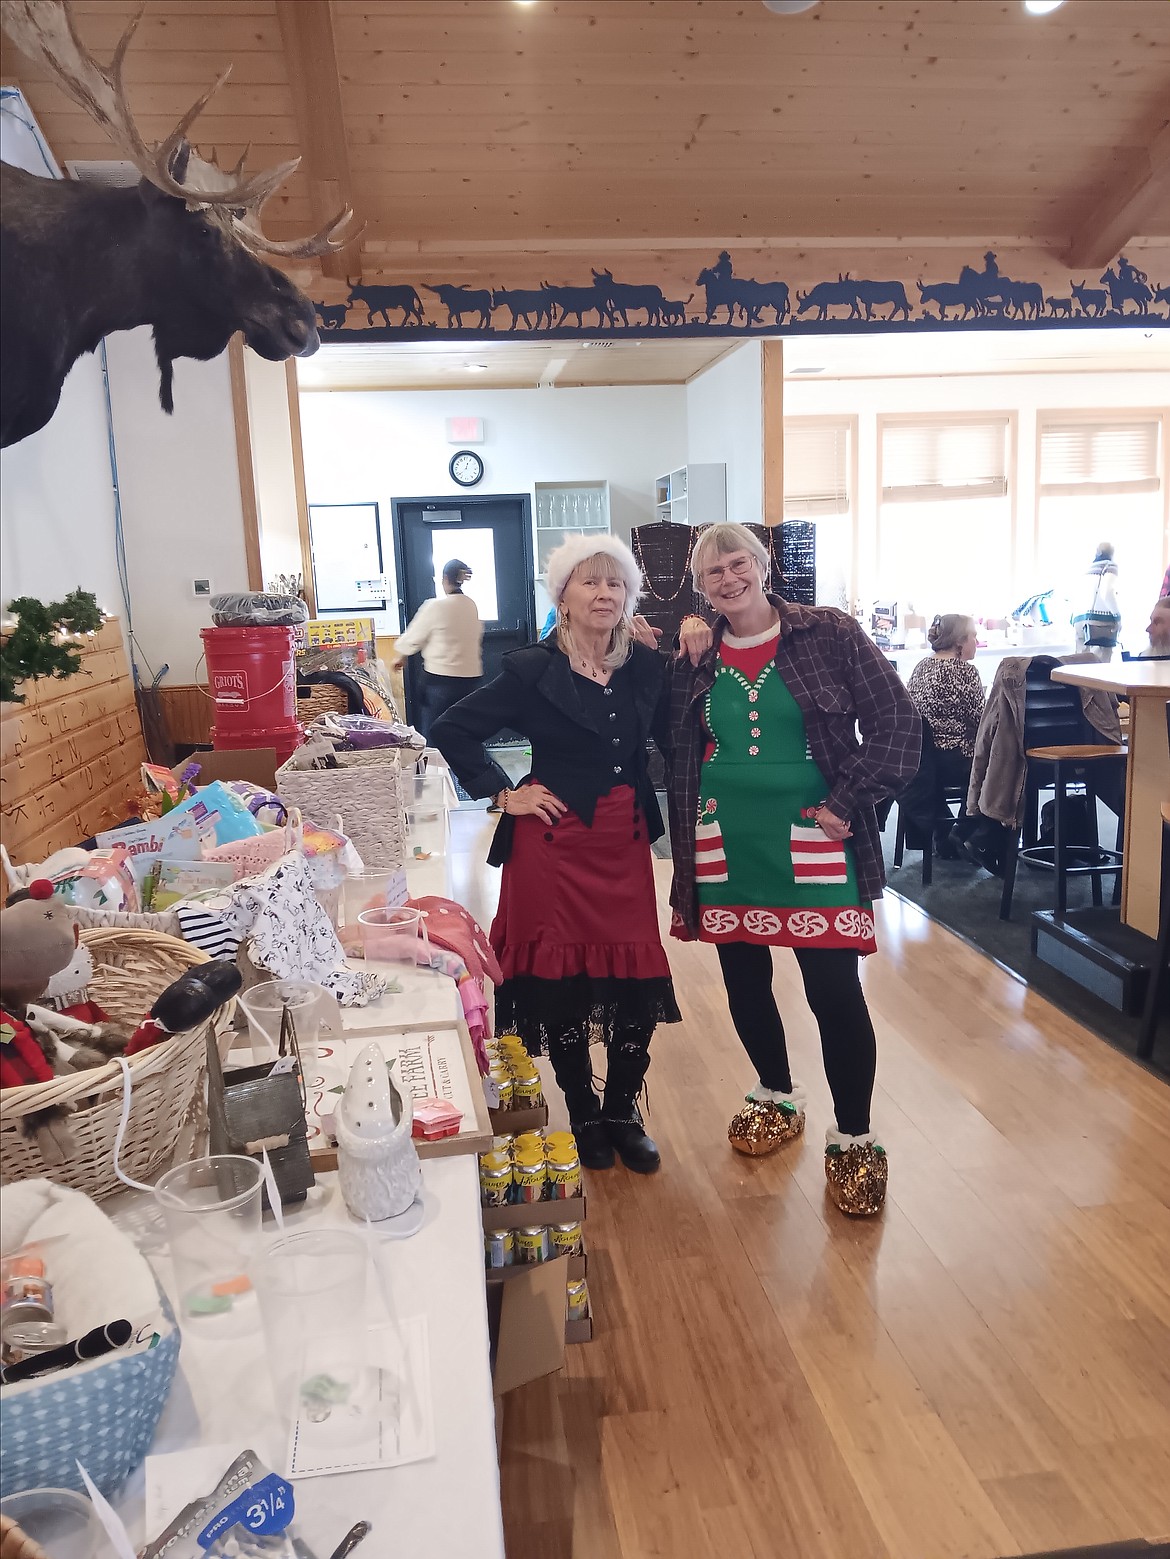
[701,555,757,585]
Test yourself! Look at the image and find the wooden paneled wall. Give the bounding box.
[0,620,147,866]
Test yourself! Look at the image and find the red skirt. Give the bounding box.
[490,786,681,1052]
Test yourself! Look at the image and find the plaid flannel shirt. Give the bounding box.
[664,597,921,938]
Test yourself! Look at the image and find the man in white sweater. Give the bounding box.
[393,558,485,736]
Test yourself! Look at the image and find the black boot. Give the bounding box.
[547,1031,614,1170]
[602,1032,661,1174]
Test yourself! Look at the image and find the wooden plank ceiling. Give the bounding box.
[3,0,1169,278]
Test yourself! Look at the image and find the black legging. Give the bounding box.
[546,1024,653,1126]
[716,943,876,1136]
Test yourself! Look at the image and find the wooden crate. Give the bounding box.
[0,618,148,865]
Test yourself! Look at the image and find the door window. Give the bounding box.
[429,528,500,622]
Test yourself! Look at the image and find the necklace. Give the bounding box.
[573,658,605,682]
[632,527,697,604]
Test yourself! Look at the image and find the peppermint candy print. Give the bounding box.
[701,907,740,935]
[787,910,829,939]
[834,908,875,940]
[743,909,783,937]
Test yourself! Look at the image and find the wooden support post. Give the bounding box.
[762,339,784,529]
[228,336,264,592]
[284,361,317,617]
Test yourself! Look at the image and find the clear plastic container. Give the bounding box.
[153,1156,264,1335]
[0,1488,107,1559]
[357,905,430,966]
[238,979,331,1077]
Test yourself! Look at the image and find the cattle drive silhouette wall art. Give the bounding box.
[313,250,1169,342]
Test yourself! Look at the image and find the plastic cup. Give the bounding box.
[358,905,429,966]
[343,866,400,929]
[154,1155,264,1335]
[239,979,329,1075]
[0,1490,106,1558]
[254,1229,374,1438]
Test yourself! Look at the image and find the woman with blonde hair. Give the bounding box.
[901,612,985,858]
[665,523,920,1215]
[433,535,680,1174]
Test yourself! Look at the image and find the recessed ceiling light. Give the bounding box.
[762,0,820,13]
[1023,0,1065,13]
[466,363,488,372]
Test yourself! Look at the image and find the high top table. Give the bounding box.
[1051,660,1170,938]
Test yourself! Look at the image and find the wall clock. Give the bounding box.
[449,450,484,487]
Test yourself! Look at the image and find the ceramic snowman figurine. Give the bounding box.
[336,1042,421,1221]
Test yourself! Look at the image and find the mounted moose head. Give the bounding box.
[0,0,356,447]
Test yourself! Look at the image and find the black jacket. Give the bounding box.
[431,639,670,866]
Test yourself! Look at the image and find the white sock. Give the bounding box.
[746,1081,806,1110]
[825,1128,880,1150]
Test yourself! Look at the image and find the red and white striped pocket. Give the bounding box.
[790,824,848,884]
[695,819,729,883]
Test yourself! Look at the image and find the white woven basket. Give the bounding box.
[276,748,409,869]
[0,927,235,1201]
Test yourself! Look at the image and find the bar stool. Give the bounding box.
[999,660,1125,920]
[1136,803,1170,1062]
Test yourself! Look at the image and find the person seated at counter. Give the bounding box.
[1135,596,1170,659]
[899,614,985,858]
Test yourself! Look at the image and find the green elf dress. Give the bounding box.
[695,624,877,953]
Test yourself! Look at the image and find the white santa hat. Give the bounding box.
[544,533,643,611]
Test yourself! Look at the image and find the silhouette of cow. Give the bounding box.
[348,281,425,327]
[1071,281,1108,318]
[591,269,667,327]
[695,267,789,326]
[795,278,861,322]
[313,300,349,330]
[541,281,612,329]
[1002,280,1043,320]
[425,284,492,329]
[917,279,981,321]
[491,287,555,330]
[852,280,911,322]
[660,293,694,326]
[1045,295,1074,318]
[1155,283,1170,313]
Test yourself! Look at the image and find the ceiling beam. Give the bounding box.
[275,0,361,283]
[1064,120,1170,270]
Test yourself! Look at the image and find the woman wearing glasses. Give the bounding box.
[666,523,920,1215]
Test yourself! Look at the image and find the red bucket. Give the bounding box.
[200,625,302,765]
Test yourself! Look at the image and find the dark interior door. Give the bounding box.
[393,494,536,729]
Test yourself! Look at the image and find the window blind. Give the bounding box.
[1040,420,1161,496]
[784,422,850,517]
[881,419,1009,502]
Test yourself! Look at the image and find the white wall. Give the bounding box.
[0,352,124,623]
[684,342,763,525]
[298,384,687,626]
[105,329,247,684]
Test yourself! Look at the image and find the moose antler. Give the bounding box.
[0,0,355,258]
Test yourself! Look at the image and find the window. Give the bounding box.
[308,502,386,613]
[428,528,500,622]
[1036,416,1164,650]
[877,417,1012,622]
[881,418,1008,502]
[785,419,852,609]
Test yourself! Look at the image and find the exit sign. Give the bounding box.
[446,417,483,444]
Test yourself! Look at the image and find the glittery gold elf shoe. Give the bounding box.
[728,1083,807,1157]
[824,1130,888,1216]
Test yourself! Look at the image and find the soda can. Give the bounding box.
[550,1221,583,1258]
[566,1278,590,1322]
[479,1156,513,1208]
[489,1066,514,1110]
[513,1071,546,1108]
[543,1131,577,1156]
[512,1150,548,1204]
[516,1226,550,1264]
[547,1155,582,1200]
[513,1131,546,1156]
[492,1135,515,1157]
[484,1229,515,1269]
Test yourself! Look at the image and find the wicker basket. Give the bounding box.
[276,748,409,869]
[0,928,235,1201]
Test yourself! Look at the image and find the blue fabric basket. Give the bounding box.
[0,1299,181,1499]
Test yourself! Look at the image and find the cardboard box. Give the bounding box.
[565,1315,594,1345]
[486,1258,567,1395]
[490,1251,586,1284]
[488,1103,550,1136]
[482,1194,585,1233]
[180,747,279,791]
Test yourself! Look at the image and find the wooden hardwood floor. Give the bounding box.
[449,814,1170,1559]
